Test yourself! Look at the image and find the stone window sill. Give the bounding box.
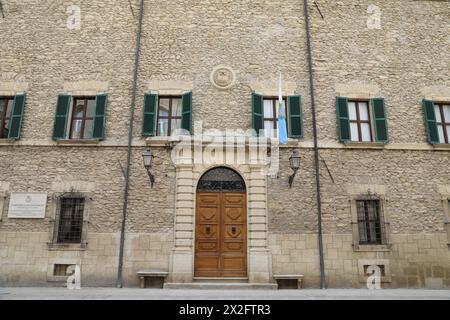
[278,139,302,148]
[343,141,386,149]
[0,138,18,146]
[145,136,302,148]
[47,242,87,251]
[432,143,450,150]
[353,244,392,252]
[55,139,101,146]
[145,136,182,147]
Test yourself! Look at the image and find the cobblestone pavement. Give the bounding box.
[0,288,449,300]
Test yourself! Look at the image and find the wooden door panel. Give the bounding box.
[195,193,221,277]
[195,192,247,278]
[220,193,247,277]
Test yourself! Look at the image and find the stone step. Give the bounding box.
[164,283,278,290]
[193,277,249,283]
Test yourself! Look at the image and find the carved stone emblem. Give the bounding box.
[210,66,236,90]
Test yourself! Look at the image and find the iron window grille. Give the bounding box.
[356,199,386,245]
[56,197,85,244]
[197,167,246,192]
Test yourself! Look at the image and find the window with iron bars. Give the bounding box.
[56,198,85,244]
[356,200,385,245]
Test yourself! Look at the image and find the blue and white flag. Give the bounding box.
[278,73,288,144]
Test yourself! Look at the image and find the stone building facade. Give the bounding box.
[0,0,449,288]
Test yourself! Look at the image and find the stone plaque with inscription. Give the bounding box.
[8,193,47,219]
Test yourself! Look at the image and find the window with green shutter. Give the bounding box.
[422,99,439,144]
[0,95,26,140]
[371,98,388,143]
[181,91,192,134]
[92,94,108,140]
[336,96,389,144]
[288,95,303,138]
[53,95,71,140]
[53,94,108,140]
[142,93,158,137]
[425,101,450,144]
[336,97,351,142]
[252,93,264,136]
[8,94,26,139]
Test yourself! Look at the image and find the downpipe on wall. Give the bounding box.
[302,0,326,289]
[116,0,145,288]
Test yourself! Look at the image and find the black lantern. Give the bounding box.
[142,148,155,188]
[288,150,301,188]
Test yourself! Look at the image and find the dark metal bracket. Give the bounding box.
[288,169,298,188]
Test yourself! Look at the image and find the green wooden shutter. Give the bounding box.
[8,94,26,139]
[371,98,388,143]
[422,99,439,144]
[181,91,192,134]
[142,93,158,137]
[336,97,350,142]
[92,94,108,140]
[252,93,264,136]
[53,95,71,140]
[288,95,303,138]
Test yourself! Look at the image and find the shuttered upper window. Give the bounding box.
[52,94,108,140]
[142,92,192,137]
[422,100,450,144]
[336,97,388,143]
[0,95,26,140]
[252,93,303,138]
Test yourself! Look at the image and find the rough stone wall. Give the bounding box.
[308,0,450,143]
[0,0,450,288]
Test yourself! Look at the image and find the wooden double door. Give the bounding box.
[195,192,247,277]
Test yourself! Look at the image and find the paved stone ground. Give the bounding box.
[0,288,449,300]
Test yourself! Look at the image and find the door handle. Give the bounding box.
[231,226,237,234]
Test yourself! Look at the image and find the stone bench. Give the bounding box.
[273,274,304,289]
[137,270,168,288]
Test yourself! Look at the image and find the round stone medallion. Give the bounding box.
[210,66,236,90]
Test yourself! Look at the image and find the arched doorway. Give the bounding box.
[195,167,247,278]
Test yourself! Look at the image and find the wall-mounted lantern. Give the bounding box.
[142,148,155,188]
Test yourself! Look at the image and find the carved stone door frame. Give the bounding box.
[168,163,272,284]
